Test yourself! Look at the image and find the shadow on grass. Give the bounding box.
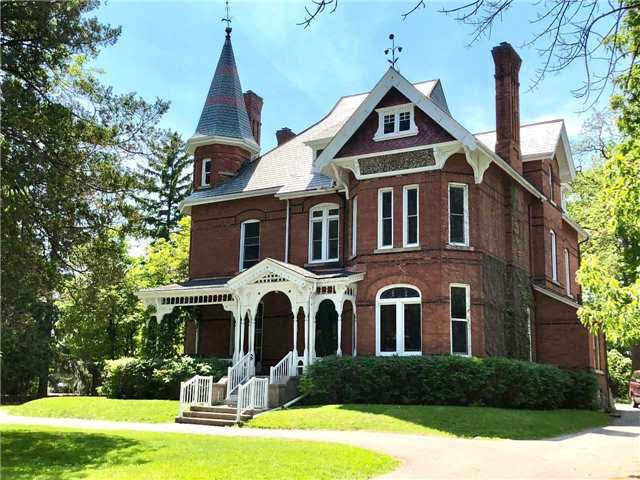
[334,404,607,440]
[1,430,150,480]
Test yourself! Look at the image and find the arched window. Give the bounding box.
[239,220,260,271]
[376,285,422,356]
[309,203,339,263]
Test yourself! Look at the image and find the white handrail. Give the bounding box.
[179,375,213,415]
[269,350,297,384]
[226,351,255,398]
[236,376,269,422]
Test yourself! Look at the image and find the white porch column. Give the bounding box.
[248,308,256,356]
[335,301,343,357]
[292,305,298,356]
[303,302,310,367]
[352,305,357,357]
[233,312,241,362]
[310,300,317,362]
[239,311,246,356]
[194,319,200,356]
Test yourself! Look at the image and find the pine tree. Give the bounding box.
[137,132,191,239]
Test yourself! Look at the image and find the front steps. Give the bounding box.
[175,405,257,427]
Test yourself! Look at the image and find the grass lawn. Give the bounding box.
[4,397,178,423]
[1,424,397,480]
[248,404,608,440]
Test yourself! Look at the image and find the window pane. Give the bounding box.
[408,217,417,245]
[404,303,421,352]
[312,241,322,260]
[383,218,392,246]
[407,188,417,216]
[450,214,464,244]
[329,208,339,216]
[382,191,392,217]
[451,287,467,319]
[328,218,338,239]
[449,187,464,215]
[328,239,338,259]
[312,210,323,218]
[203,160,211,173]
[399,112,410,131]
[244,222,259,238]
[328,219,338,259]
[383,114,395,134]
[452,320,468,355]
[381,287,419,299]
[312,221,322,241]
[244,245,259,261]
[312,221,323,260]
[380,304,396,352]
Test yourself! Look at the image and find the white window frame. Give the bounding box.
[373,103,418,141]
[450,283,472,356]
[403,185,419,248]
[550,229,557,282]
[201,158,212,187]
[351,196,358,257]
[239,219,260,271]
[548,166,556,205]
[377,188,394,249]
[564,248,571,296]
[308,203,340,263]
[448,183,469,247]
[375,284,422,356]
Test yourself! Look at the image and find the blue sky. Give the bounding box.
[94,0,600,153]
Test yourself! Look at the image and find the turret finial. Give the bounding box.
[222,0,232,36]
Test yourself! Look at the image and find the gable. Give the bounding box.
[335,88,454,158]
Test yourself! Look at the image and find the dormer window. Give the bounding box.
[201,158,211,187]
[374,103,418,141]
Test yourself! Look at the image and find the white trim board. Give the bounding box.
[532,284,581,309]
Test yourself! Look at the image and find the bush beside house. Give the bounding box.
[608,350,632,400]
[99,357,229,399]
[300,356,599,410]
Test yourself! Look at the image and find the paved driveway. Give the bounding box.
[1,404,638,479]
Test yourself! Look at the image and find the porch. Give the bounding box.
[136,258,363,425]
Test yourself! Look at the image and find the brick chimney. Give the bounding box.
[276,127,296,146]
[492,42,522,174]
[243,90,263,145]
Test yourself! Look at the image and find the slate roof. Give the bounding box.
[193,30,255,142]
[474,119,564,159]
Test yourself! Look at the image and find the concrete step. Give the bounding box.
[175,416,238,427]
[191,405,238,414]
[183,410,252,422]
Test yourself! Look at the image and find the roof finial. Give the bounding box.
[384,33,402,71]
[222,0,232,36]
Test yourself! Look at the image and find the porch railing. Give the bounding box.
[179,375,213,416]
[270,350,297,384]
[227,351,255,398]
[236,376,269,422]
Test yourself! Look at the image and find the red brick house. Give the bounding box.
[138,27,608,407]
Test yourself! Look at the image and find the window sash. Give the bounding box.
[450,284,471,356]
[448,184,468,246]
[240,221,260,270]
[378,189,393,248]
[309,206,339,262]
[377,290,422,356]
[564,248,571,296]
[201,159,211,186]
[403,186,419,247]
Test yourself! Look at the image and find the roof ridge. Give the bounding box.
[474,118,565,135]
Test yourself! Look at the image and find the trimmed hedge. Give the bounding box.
[299,355,599,410]
[99,356,229,400]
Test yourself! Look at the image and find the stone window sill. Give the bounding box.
[373,246,422,254]
[445,244,475,251]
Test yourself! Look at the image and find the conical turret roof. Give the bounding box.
[190,29,257,151]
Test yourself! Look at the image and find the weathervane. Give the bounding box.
[222,0,232,35]
[384,34,402,71]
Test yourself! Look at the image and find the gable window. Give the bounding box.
[550,230,557,282]
[309,204,339,263]
[448,183,469,246]
[450,284,471,356]
[378,188,393,249]
[201,158,212,187]
[403,185,419,247]
[564,248,571,296]
[374,103,418,141]
[351,196,358,257]
[376,285,422,356]
[240,220,260,270]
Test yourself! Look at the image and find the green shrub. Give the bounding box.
[100,357,229,399]
[299,355,599,410]
[608,350,632,399]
